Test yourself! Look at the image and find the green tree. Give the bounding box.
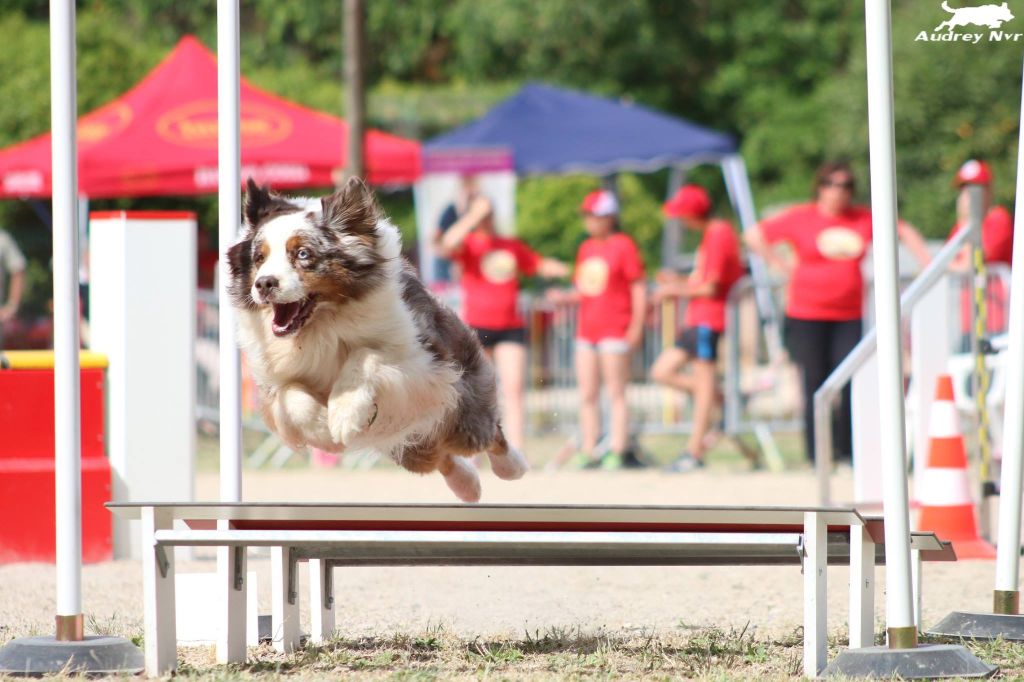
[823,1,1023,237]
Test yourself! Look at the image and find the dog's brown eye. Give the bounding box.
[253,250,265,264]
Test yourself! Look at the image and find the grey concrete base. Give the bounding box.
[821,644,995,679]
[927,611,1024,641]
[0,636,143,676]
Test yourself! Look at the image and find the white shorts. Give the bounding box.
[575,337,631,354]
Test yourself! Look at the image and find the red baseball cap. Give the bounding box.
[955,159,992,186]
[663,184,712,219]
[580,189,619,216]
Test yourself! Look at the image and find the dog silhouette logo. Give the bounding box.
[935,1,1014,31]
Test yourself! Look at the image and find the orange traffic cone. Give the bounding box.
[916,375,996,559]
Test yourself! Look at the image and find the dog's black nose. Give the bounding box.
[254,275,279,296]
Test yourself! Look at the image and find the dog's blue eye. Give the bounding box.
[297,248,311,260]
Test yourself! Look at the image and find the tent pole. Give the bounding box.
[661,166,685,270]
[720,154,783,362]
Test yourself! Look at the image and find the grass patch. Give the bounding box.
[7,625,1022,679]
[145,625,819,680]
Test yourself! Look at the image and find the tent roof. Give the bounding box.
[0,36,421,199]
[425,83,735,176]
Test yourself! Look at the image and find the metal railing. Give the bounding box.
[813,207,990,504]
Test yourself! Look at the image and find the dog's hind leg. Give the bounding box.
[397,441,481,503]
[438,455,482,503]
[486,426,529,481]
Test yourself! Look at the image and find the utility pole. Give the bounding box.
[343,0,365,181]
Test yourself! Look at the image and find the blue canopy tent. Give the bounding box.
[420,83,778,354]
[426,82,737,177]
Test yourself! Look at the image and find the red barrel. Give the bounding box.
[0,351,112,563]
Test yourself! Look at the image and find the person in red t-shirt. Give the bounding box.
[947,159,1014,338]
[745,161,931,463]
[650,185,745,472]
[548,189,647,469]
[437,193,570,451]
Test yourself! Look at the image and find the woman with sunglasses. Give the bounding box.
[745,161,930,465]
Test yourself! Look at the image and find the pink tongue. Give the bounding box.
[273,302,301,328]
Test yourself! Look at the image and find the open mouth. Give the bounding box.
[271,296,318,337]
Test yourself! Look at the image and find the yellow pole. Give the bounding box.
[661,299,676,426]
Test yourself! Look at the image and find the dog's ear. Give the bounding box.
[321,176,379,237]
[243,178,296,233]
[225,238,257,309]
[226,238,253,278]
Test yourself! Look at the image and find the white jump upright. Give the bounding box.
[822,4,996,676]
[862,0,916,648]
[51,0,84,642]
[0,0,143,674]
[925,58,1024,648]
[216,0,248,665]
[993,55,1024,616]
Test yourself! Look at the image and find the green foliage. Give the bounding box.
[1,0,1021,324]
[823,1,1024,237]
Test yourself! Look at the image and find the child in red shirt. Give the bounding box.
[650,185,745,472]
[947,159,1014,337]
[549,189,647,469]
[437,194,569,451]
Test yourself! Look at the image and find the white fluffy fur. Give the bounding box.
[443,455,482,503]
[236,217,461,463]
[488,447,528,480]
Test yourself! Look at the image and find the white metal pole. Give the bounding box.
[217,0,242,503]
[50,0,83,640]
[216,1,248,665]
[863,0,917,646]
[993,56,1024,615]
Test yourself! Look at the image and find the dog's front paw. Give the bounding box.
[328,390,379,445]
[271,384,327,450]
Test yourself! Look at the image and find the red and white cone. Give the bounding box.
[916,375,996,559]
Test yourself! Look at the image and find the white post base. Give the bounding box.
[803,512,828,676]
[309,559,336,643]
[272,547,301,653]
[142,507,177,676]
[849,526,876,648]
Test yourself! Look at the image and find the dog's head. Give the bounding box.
[226,177,389,337]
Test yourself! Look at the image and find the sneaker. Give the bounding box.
[621,448,649,469]
[570,451,600,469]
[600,451,624,471]
[663,452,705,473]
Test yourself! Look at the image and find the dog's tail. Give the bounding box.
[487,426,529,481]
[941,0,955,14]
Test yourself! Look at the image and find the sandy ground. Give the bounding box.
[0,467,998,645]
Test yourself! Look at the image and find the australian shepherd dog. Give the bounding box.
[226,177,527,501]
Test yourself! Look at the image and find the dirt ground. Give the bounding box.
[0,465,998,650]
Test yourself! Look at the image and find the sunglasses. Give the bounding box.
[821,178,855,190]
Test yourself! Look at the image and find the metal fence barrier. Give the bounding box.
[195,280,801,465]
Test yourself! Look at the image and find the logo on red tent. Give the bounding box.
[78,103,133,145]
[156,100,293,148]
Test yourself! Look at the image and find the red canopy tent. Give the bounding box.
[0,36,421,199]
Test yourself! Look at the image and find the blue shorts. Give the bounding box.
[677,326,720,362]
